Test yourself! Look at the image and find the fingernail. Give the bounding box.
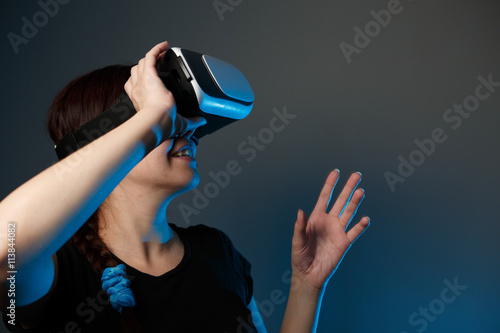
[334,168,340,173]
[356,171,362,177]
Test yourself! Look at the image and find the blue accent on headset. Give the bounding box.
[55,47,254,161]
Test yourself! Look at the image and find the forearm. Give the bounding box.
[279,274,325,333]
[0,107,170,267]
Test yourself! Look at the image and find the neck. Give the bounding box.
[98,183,179,263]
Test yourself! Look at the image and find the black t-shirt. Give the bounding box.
[3,224,257,333]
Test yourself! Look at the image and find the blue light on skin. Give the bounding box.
[15,257,55,307]
[312,286,326,333]
[142,199,174,244]
[151,123,164,147]
[142,169,200,244]
[307,171,365,332]
[15,141,148,307]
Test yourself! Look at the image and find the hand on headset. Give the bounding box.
[124,41,206,140]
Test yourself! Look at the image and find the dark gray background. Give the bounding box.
[1,0,499,332]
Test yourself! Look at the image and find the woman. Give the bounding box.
[0,41,370,332]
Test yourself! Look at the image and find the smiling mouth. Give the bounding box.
[172,147,194,158]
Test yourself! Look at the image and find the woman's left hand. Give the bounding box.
[291,169,370,291]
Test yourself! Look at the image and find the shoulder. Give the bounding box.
[170,224,254,305]
[170,223,248,267]
[171,223,252,275]
[171,222,222,235]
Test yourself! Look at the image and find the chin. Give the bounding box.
[185,170,200,191]
[172,169,200,195]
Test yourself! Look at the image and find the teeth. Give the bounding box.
[173,148,192,157]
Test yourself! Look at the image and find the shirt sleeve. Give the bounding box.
[216,229,254,306]
[1,241,100,332]
[1,256,58,332]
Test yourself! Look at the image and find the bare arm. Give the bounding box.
[0,41,204,273]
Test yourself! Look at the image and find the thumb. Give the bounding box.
[292,209,307,249]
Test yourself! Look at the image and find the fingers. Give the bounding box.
[134,41,169,86]
[137,58,144,75]
[292,209,308,249]
[346,216,370,244]
[124,77,132,97]
[130,65,138,86]
[144,41,169,67]
[313,169,340,213]
[124,42,172,113]
[338,188,365,230]
[329,172,362,217]
[157,50,167,62]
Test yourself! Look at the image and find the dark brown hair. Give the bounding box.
[47,65,143,332]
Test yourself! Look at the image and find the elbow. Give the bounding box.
[0,248,8,280]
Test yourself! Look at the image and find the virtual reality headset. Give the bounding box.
[55,47,254,160]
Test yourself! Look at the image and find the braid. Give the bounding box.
[71,209,118,273]
[71,210,144,333]
[47,64,144,332]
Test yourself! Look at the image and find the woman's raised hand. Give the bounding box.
[124,41,206,139]
[291,170,371,291]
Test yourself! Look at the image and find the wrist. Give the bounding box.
[289,272,325,302]
[280,273,325,333]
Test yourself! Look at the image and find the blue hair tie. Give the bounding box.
[101,264,136,313]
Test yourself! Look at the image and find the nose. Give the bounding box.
[184,130,199,146]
